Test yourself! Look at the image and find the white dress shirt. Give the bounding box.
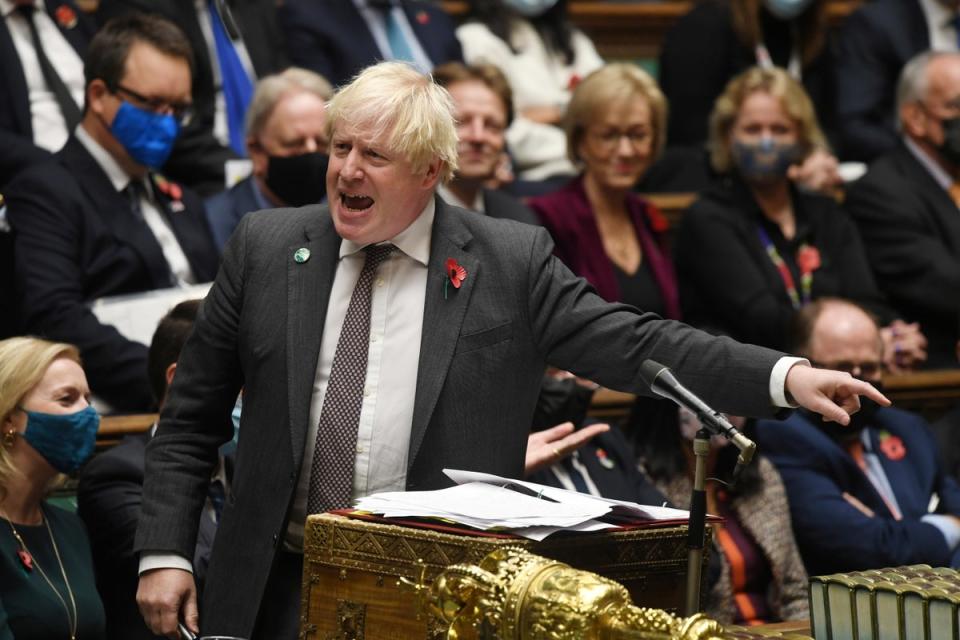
[0,0,84,152]
[921,0,960,52]
[76,125,197,285]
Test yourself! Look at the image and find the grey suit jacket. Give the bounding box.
[135,196,784,636]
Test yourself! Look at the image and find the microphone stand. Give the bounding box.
[685,427,711,617]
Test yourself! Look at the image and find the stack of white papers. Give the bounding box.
[352,468,690,541]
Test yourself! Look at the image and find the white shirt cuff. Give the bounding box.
[922,514,960,550]
[770,357,810,408]
[138,552,194,576]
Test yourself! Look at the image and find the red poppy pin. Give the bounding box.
[54,4,77,29]
[567,74,581,91]
[646,203,670,234]
[595,447,615,470]
[155,175,185,212]
[444,257,467,299]
[878,431,906,461]
[16,549,33,572]
[416,10,429,25]
[796,245,821,273]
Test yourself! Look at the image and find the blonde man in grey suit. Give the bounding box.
[134,61,888,640]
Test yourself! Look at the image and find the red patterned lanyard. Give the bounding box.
[756,226,813,310]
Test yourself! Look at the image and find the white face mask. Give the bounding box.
[762,0,815,20]
[501,0,559,18]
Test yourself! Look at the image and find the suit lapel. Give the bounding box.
[896,146,960,255]
[869,423,921,517]
[60,137,173,288]
[286,209,340,468]
[408,199,478,467]
[0,17,31,136]
[43,0,89,56]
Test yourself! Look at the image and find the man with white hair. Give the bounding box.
[845,50,960,367]
[134,61,887,639]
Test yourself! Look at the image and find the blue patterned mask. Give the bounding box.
[110,101,180,169]
[21,405,100,474]
[732,137,802,182]
[763,0,814,20]
[501,0,558,17]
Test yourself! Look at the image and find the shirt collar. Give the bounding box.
[903,135,954,191]
[76,124,137,193]
[437,183,484,213]
[921,0,957,30]
[338,196,434,267]
[1,0,42,19]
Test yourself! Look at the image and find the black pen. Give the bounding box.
[499,482,560,503]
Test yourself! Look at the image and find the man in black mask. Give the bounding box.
[205,67,332,250]
[755,298,960,575]
[845,50,960,367]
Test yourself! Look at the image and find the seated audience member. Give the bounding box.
[205,67,333,250]
[78,299,228,640]
[676,67,926,369]
[5,14,220,411]
[0,337,106,639]
[524,374,665,506]
[631,397,808,625]
[457,0,603,182]
[278,0,461,89]
[0,0,95,188]
[96,0,289,194]
[757,298,960,574]
[834,0,938,162]
[529,64,680,317]
[659,0,836,152]
[844,51,960,368]
[432,61,539,225]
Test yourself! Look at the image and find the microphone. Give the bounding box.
[640,359,757,485]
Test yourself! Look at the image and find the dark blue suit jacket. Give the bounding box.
[0,0,95,188]
[834,0,928,162]
[5,136,220,410]
[204,175,264,251]
[277,0,462,88]
[756,407,960,576]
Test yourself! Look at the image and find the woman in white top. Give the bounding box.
[456,0,603,182]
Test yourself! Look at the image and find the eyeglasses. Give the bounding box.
[112,84,194,126]
[811,360,883,379]
[586,128,651,151]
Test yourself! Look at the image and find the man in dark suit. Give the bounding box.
[5,14,219,411]
[134,61,887,640]
[0,0,95,188]
[844,51,960,367]
[756,298,960,575]
[833,0,931,162]
[278,0,462,89]
[205,67,333,250]
[96,0,289,194]
[433,61,540,226]
[78,299,231,640]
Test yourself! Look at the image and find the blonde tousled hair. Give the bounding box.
[326,61,459,182]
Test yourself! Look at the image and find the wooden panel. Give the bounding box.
[96,413,155,448]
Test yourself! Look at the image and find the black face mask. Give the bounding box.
[805,381,884,445]
[938,117,960,166]
[264,152,329,207]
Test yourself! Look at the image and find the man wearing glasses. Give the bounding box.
[5,13,219,411]
[756,298,960,575]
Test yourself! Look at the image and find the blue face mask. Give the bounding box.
[501,0,558,17]
[762,0,814,20]
[110,101,180,169]
[732,137,802,182]
[21,405,100,474]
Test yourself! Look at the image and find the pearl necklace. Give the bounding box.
[3,506,78,640]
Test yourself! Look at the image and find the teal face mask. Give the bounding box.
[21,405,100,474]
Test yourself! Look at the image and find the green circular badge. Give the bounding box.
[294,248,311,264]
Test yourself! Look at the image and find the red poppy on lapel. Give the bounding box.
[878,431,906,461]
[444,257,467,299]
[595,447,615,469]
[567,74,581,91]
[646,202,670,234]
[54,4,77,29]
[17,549,33,572]
[416,10,429,24]
[796,245,821,273]
[154,175,185,212]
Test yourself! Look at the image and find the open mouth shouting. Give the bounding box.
[340,192,375,211]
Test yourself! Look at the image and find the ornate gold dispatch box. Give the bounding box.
[300,512,707,639]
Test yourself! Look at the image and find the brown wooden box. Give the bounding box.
[300,513,708,639]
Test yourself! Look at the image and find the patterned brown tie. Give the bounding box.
[307,243,395,514]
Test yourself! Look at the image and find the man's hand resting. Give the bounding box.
[137,568,198,639]
[785,362,890,424]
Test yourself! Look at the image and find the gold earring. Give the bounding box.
[2,431,15,448]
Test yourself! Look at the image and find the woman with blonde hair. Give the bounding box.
[676,67,926,370]
[529,63,680,318]
[0,336,105,639]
